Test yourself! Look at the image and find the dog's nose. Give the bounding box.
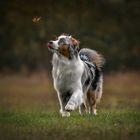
[49,41,53,44]
[47,41,53,49]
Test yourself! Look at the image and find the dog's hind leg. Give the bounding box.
[79,102,87,116]
[87,90,97,115]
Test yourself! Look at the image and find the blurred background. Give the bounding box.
[0,0,140,112]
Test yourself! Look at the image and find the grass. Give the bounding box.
[0,72,140,140]
[0,109,140,140]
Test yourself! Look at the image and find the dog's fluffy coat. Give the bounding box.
[47,34,104,117]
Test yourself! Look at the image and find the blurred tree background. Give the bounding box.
[0,0,140,73]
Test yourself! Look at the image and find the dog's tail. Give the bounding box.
[79,48,105,70]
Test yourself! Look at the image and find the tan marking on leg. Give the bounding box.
[87,90,97,115]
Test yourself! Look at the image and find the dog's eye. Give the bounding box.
[59,38,65,42]
[58,38,67,45]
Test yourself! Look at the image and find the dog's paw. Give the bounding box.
[89,109,98,115]
[65,103,75,111]
[79,109,87,116]
[93,109,97,115]
[60,110,70,117]
[79,104,87,116]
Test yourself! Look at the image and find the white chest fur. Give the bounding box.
[52,54,84,92]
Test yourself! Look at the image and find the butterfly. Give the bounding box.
[32,16,42,23]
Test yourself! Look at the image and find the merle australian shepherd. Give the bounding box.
[47,34,105,117]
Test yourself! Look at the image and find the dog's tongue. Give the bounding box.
[47,43,53,49]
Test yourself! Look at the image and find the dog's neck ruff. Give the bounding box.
[52,52,80,66]
[58,44,79,60]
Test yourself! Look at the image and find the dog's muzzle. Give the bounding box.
[47,41,54,49]
[47,41,58,52]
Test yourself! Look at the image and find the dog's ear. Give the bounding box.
[71,37,80,51]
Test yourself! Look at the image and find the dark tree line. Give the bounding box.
[0,0,140,73]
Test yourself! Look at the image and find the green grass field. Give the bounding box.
[0,109,140,140]
[0,73,140,140]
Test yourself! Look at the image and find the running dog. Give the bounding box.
[47,34,104,117]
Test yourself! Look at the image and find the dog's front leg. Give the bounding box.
[57,92,70,117]
[65,89,83,111]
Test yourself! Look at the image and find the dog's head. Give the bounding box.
[47,34,80,59]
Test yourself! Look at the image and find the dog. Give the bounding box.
[47,34,104,117]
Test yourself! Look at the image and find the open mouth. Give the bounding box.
[47,43,53,49]
[47,44,58,51]
[47,44,53,49]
